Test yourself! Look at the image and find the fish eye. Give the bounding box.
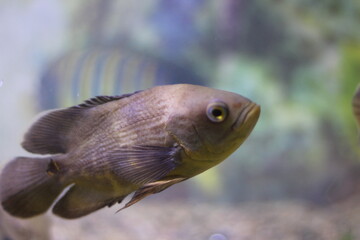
[206,102,229,123]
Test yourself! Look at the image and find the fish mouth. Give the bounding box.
[232,102,261,131]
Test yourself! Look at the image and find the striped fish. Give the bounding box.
[39,48,204,110]
[353,84,360,127]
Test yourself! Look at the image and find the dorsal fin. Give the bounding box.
[22,108,80,154]
[75,91,141,109]
[22,91,140,154]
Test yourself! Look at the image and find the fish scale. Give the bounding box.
[109,95,169,145]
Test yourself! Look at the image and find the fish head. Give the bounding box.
[165,85,260,164]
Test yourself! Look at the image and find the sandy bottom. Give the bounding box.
[2,197,359,240]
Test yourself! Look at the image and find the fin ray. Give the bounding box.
[118,178,186,212]
[75,92,141,109]
[107,145,181,185]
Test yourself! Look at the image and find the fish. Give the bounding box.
[39,48,204,110]
[0,84,260,219]
[352,84,360,127]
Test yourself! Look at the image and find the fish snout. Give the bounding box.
[232,102,260,131]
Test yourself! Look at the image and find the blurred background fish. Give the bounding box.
[39,48,204,110]
[352,85,360,128]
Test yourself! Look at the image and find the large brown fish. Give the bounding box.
[0,84,260,219]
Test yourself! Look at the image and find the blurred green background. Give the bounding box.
[0,0,360,239]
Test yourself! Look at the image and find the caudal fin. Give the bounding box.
[0,156,65,218]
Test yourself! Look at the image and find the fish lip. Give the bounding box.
[232,102,260,131]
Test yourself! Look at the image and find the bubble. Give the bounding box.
[208,233,228,240]
[0,80,3,88]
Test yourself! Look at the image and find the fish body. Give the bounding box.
[0,84,260,219]
[40,48,204,109]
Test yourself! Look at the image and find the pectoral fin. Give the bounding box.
[106,145,182,185]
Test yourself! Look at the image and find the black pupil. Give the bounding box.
[212,108,223,118]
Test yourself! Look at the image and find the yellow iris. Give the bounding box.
[206,102,228,123]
